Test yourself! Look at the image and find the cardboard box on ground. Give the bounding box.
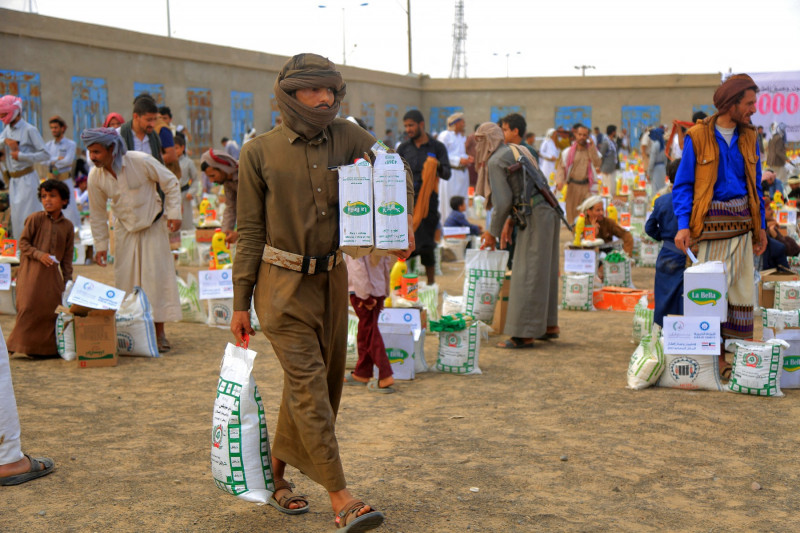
[58,275,126,368]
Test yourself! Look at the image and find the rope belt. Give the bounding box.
[262,244,342,275]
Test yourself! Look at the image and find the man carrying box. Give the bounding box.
[230,53,414,532]
[673,74,767,371]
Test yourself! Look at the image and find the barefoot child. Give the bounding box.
[344,255,396,393]
[7,180,74,357]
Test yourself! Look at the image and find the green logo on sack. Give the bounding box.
[446,334,461,348]
[480,293,493,304]
[377,201,404,216]
[386,348,409,364]
[688,289,721,306]
[343,201,370,216]
[787,289,800,300]
[744,351,761,368]
[784,356,800,372]
[570,283,582,294]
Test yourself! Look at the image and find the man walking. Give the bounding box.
[0,95,49,239]
[82,128,182,353]
[397,109,451,285]
[45,115,82,227]
[555,123,600,223]
[437,112,471,223]
[598,125,618,193]
[673,73,766,368]
[476,122,560,349]
[229,53,413,532]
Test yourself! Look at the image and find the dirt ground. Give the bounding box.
[2,227,800,533]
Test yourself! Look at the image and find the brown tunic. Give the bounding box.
[233,119,413,492]
[556,145,601,223]
[8,211,74,355]
[597,217,634,255]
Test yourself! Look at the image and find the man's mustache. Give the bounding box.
[316,103,331,109]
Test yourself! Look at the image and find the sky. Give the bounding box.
[2,0,800,79]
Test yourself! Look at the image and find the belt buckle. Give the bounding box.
[303,251,336,275]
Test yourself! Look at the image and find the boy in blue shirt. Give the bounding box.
[443,195,482,235]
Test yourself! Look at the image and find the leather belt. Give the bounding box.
[7,167,33,178]
[262,244,342,275]
[453,165,467,171]
[567,178,589,185]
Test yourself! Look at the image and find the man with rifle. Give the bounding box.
[476,122,562,350]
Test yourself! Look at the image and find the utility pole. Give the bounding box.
[574,65,595,77]
[449,0,467,78]
[407,0,412,74]
[166,0,172,37]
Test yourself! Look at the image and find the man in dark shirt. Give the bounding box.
[397,109,451,284]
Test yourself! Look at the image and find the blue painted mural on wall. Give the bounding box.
[0,70,42,133]
[385,104,398,142]
[133,82,165,105]
[429,106,463,136]
[490,106,523,124]
[555,106,591,130]
[187,87,212,155]
[71,76,109,148]
[360,102,375,131]
[621,105,661,150]
[692,104,715,118]
[230,91,254,146]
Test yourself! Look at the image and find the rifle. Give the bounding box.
[505,144,573,232]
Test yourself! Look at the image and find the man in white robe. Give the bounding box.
[437,112,472,223]
[82,127,182,352]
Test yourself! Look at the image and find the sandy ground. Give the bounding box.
[2,227,800,533]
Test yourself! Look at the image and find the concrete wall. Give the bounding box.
[1,8,720,151]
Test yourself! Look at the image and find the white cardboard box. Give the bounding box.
[339,159,374,256]
[373,152,408,250]
[662,316,721,356]
[378,308,426,378]
[683,261,727,322]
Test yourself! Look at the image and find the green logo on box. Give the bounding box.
[377,201,404,216]
[688,288,721,306]
[343,201,370,216]
[386,348,408,364]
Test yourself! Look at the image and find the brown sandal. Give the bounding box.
[268,479,309,515]
[335,499,385,531]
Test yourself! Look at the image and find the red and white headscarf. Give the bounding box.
[201,148,238,176]
[0,95,22,125]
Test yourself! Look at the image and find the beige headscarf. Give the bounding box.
[474,122,505,209]
[274,53,346,140]
[447,112,464,131]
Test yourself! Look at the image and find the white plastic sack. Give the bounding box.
[761,307,800,331]
[561,274,594,311]
[116,287,159,357]
[657,353,724,391]
[208,299,235,328]
[178,274,207,323]
[774,281,800,311]
[726,339,788,397]
[442,293,464,317]
[461,249,509,322]
[627,334,665,390]
[346,313,359,369]
[211,342,275,503]
[56,281,75,361]
[434,318,484,375]
[603,252,634,288]
[637,238,660,268]
[632,295,654,344]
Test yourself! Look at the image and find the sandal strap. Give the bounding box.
[273,479,293,492]
[336,499,370,527]
[277,493,308,507]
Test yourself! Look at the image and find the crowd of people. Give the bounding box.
[1,58,798,533]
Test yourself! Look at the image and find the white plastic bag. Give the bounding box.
[116,287,160,357]
[442,292,464,317]
[726,339,788,397]
[632,295,654,344]
[561,273,594,311]
[461,249,509,322]
[56,281,76,361]
[177,274,207,324]
[774,281,800,311]
[211,342,275,503]
[627,334,665,390]
[603,251,634,288]
[433,315,484,375]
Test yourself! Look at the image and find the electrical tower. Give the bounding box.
[449,0,467,78]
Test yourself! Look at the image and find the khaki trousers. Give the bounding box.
[255,261,348,492]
